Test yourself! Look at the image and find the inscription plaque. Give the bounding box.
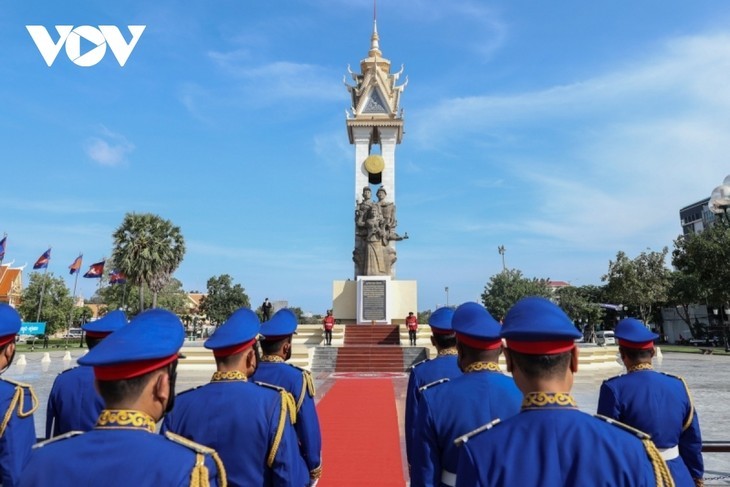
[362,280,386,321]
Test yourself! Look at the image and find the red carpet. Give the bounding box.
[317,378,405,486]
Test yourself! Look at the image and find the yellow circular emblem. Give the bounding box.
[364,154,385,174]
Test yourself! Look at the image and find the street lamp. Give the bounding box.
[498,245,506,272]
[445,287,449,307]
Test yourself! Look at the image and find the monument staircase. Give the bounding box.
[332,325,404,372]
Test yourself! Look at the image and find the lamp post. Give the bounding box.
[497,245,506,272]
[445,287,449,307]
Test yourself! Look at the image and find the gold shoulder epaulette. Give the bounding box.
[454,419,501,447]
[0,379,39,437]
[418,378,449,393]
[165,432,228,487]
[33,431,84,449]
[264,386,297,469]
[254,381,286,393]
[595,415,674,487]
[409,359,430,370]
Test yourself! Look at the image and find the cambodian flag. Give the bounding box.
[33,249,51,269]
[83,260,105,278]
[109,269,127,284]
[0,236,6,260]
[69,254,83,275]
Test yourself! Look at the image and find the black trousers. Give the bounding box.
[409,330,417,344]
[325,329,332,345]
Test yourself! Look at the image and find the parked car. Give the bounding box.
[596,330,615,346]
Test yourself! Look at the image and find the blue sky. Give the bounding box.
[2,1,730,314]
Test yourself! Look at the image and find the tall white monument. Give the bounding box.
[333,18,417,324]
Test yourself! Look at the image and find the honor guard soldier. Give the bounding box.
[455,297,673,487]
[405,307,461,475]
[406,311,418,346]
[45,309,127,438]
[162,308,308,487]
[411,302,522,487]
[20,309,227,487]
[252,309,322,485]
[0,304,37,487]
[598,318,704,487]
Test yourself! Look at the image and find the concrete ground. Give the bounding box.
[8,349,730,485]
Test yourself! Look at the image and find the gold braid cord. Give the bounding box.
[464,361,501,373]
[304,370,316,398]
[628,363,653,372]
[0,382,39,437]
[165,432,227,487]
[642,439,675,487]
[677,376,695,432]
[437,348,458,357]
[296,375,307,412]
[267,390,296,468]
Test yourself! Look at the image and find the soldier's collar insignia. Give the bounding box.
[95,409,156,433]
[260,355,285,363]
[211,370,248,382]
[627,363,653,373]
[437,348,458,357]
[521,392,577,410]
[464,361,501,373]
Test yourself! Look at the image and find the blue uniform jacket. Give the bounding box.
[251,360,322,478]
[45,366,104,438]
[411,366,522,487]
[405,352,461,470]
[20,410,223,487]
[161,377,308,487]
[598,369,703,485]
[0,379,36,487]
[456,393,658,487]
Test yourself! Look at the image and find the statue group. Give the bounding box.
[353,186,407,277]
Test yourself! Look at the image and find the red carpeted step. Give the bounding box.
[317,379,405,486]
[344,325,401,345]
[335,346,404,372]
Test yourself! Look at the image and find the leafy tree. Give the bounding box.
[18,272,74,335]
[199,274,250,327]
[665,271,704,330]
[95,278,189,317]
[417,310,432,326]
[481,269,552,321]
[111,213,186,311]
[72,306,94,327]
[602,248,670,325]
[555,285,605,339]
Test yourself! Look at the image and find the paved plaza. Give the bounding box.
[6,349,730,484]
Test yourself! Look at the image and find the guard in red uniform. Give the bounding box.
[406,311,418,346]
[323,310,335,346]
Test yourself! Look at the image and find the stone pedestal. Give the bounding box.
[332,278,417,324]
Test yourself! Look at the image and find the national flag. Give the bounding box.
[109,269,127,284]
[0,236,6,260]
[69,254,83,275]
[33,249,51,269]
[83,260,105,278]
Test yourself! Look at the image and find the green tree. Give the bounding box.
[18,272,74,335]
[555,285,605,339]
[96,278,189,317]
[417,310,432,325]
[480,269,552,321]
[199,274,250,327]
[665,270,704,331]
[111,212,186,311]
[602,248,670,325]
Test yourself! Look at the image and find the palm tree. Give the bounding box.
[111,213,186,311]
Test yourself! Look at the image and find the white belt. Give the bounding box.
[441,469,456,487]
[659,445,679,461]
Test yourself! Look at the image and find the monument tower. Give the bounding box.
[333,15,417,324]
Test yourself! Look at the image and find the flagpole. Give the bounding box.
[36,266,49,323]
[0,233,6,267]
[66,254,82,349]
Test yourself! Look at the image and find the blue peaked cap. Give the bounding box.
[501,296,581,341]
[614,318,658,344]
[83,309,127,335]
[0,304,21,338]
[451,302,501,340]
[205,308,260,350]
[428,307,455,332]
[260,308,298,339]
[79,308,184,368]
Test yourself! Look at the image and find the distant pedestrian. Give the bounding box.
[323,310,335,346]
[262,298,273,321]
[42,335,48,349]
[406,311,418,346]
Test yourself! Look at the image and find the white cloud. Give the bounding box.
[84,127,134,167]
